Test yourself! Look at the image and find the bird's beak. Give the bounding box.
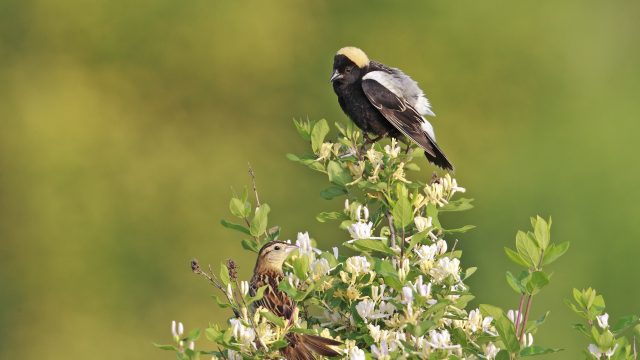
[286,244,299,253]
[329,70,343,83]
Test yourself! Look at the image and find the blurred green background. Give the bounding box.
[1,0,639,358]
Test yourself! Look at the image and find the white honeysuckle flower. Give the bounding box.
[317,142,334,160]
[226,283,233,299]
[402,286,414,304]
[429,257,461,283]
[286,273,300,288]
[296,231,321,256]
[347,221,374,242]
[368,324,382,342]
[188,341,195,351]
[467,308,493,334]
[348,346,366,360]
[507,309,523,329]
[484,342,499,359]
[371,341,391,360]
[227,349,242,360]
[366,148,383,166]
[596,313,609,329]
[392,162,411,184]
[377,301,396,318]
[521,332,534,347]
[177,322,184,337]
[413,275,432,298]
[415,243,438,262]
[333,246,339,259]
[344,199,350,211]
[356,299,375,322]
[229,318,256,349]
[240,281,250,297]
[345,256,371,276]
[414,216,433,232]
[427,329,459,349]
[443,173,466,196]
[384,138,401,158]
[311,258,331,277]
[588,343,618,358]
[171,320,178,339]
[435,239,448,254]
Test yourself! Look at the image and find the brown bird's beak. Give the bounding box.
[329,70,343,82]
[285,244,299,253]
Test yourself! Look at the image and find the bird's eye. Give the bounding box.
[274,245,281,250]
[345,67,352,73]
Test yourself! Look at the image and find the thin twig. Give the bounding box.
[248,163,261,207]
[401,228,406,259]
[515,294,525,334]
[519,295,534,341]
[385,210,396,249]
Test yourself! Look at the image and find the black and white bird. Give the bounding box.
[330,46,453,171]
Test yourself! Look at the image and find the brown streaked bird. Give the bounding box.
[330,46,454,171]
[250,241,342,359]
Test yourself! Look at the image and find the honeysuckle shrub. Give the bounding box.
[156,120,639,360]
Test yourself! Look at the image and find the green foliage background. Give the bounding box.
[0,0,638,358]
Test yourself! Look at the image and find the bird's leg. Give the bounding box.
[400,137,412,154]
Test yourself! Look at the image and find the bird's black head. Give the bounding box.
[330,47,370,85]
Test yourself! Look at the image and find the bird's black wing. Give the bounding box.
[361,78,453,170]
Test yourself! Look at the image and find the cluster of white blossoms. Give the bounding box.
[587,312,619,359]
[347,205,376,243]
[420,173,466,207]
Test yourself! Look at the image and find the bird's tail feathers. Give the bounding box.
[282,333,342,359]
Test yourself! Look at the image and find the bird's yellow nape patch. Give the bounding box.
[337,47,369,68]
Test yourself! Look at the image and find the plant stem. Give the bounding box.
[248,163,261,207]
[386,210,396,249]
[515,294,525,334]
[519,294,534,341]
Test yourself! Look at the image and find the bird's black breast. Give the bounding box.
[333,80,398,137]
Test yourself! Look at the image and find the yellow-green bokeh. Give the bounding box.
[1,0,639,358]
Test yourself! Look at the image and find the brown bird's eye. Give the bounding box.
[274,245,281,250]
[345,67,352,73]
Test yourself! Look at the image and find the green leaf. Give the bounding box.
[292,255,310,279]
[327,161,352,186]
[533,216,551,250]
[525,271,550,295]
[505,247,530,268]
[311,119,330,153]
[506,271,526,294]
[463,267,477,280]
[542,241,570,266]
[439,198,474,212]
[219,263,230,286]
[229,198,250,218]
[350,239,395,256]
[186,328,201,341]
[495,350,511,360]
[516,231,540,268]
[241,238,259,252]
[611,315,640,334]
[316,211,346,223]
[520,346,563,356]
[259,309,286,328]
[320,185,347,200]
[247,285,268,305]
[250,204,270,236]
[443,225,476,234]
[220,219,251,236]
[293,119,312,140]
[480,304,520,353]
[205,327,222,342]
[392,196,412,229]
[153,343,177,351]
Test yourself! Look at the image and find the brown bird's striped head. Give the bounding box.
[254,241,297,274]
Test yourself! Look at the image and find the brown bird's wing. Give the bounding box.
[250,272,296,319]
[362,78,453,170]
[301,334,342,357]
[282,333,342,359]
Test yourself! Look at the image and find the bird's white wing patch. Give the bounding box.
[420,119,436,140]
[365,70,435,117]
[362,71,403,97]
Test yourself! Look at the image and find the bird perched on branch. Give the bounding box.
[250,241,342,359]
[330,46,453,171]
